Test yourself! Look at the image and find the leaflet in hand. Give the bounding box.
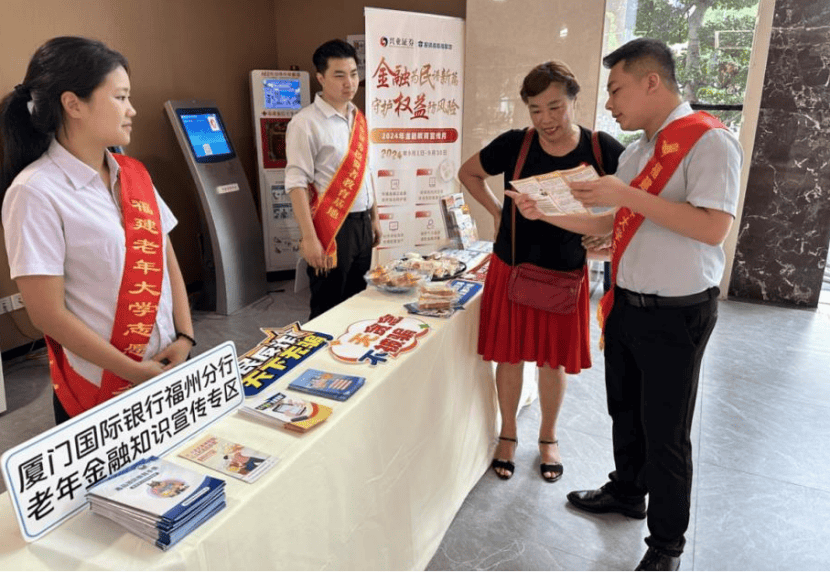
[178,435,278,483]
[242,390,333,433]
[287,368,365,401]
[510,164,599,215]
[85,456,226,550]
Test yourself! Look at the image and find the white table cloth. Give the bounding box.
[0,285,502,570]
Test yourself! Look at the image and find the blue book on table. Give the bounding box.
[288,368,365,401]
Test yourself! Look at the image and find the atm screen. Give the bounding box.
[176,108,235,163]
[263,78,302,110]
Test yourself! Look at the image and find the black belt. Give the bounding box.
[346,209,371,219]
[616,286,719,308]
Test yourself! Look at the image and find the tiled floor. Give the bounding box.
[427,298,830,571]
[1,281,829,570]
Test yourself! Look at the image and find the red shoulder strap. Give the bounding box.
[591,132,606,176]
[513,128,535,180]
[510,128,535,265]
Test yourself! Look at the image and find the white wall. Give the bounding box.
[462,0,607,240]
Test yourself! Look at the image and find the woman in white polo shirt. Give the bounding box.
[1,37,195,423]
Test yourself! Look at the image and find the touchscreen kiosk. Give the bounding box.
[177,110,234,161]
[165,100,266,315]
[250,70,310,272]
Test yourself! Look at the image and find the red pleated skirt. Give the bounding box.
[478,254,592,373]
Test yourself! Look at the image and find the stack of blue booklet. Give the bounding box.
[86,456,226,550]
[287,368,365,401]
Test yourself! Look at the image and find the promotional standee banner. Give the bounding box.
[1,342,243,542]
[365,7,465,264]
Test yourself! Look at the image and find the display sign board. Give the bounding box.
[329,315,430,365]
[237,322,333,396]
[1,342,242,542]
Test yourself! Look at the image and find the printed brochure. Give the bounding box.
[243,390,333,433]
[178,435,277,483]
[287,368,366,401]
[510,164,600,215]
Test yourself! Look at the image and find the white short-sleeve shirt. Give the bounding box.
[614,102,744,296]
[2,139,178,386]
[284,94,373,212]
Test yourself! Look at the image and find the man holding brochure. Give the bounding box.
[286,39,381,319]
[507,38,742,570]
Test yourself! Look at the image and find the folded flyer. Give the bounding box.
[178,434,278,483]
[510,164,600,215]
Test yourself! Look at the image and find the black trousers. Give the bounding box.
[306,210,373,320]
[603,287,718,556]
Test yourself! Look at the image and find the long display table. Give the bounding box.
[0,285,499,570]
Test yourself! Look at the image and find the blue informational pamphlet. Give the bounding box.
[287,369,366,401]
[86,456,226,550]
[448,279,483,306]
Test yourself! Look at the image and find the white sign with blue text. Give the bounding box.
[0,341,242,542]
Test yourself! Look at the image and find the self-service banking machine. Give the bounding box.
[250,70,310,272]
[165,100,267,314]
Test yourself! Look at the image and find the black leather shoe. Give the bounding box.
[566,484,646,519]
[634,547,680,571]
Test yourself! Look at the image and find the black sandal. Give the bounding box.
[491,436,517,480]
[539,439,563,483]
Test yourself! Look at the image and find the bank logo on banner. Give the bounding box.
[379,36,414,48]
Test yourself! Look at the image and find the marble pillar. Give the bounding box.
[728,0,830,307]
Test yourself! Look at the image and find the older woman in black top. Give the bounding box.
[459,61,624,481]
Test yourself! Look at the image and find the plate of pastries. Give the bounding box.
[396,252,466,281]
[416,283,461,311]
[364,264,430,293]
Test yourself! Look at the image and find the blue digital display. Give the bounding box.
[177,109,235,162]
[263,78,302,110]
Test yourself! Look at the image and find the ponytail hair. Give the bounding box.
[0,36,129,194]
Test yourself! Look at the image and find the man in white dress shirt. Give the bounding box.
[285,39,380,319]
[508,39,742,571]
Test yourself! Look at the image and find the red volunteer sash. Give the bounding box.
[49,154,164,417]
[308,109,369,265]
[597,112,725,344]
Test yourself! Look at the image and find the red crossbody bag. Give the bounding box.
[506,128,602,314]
